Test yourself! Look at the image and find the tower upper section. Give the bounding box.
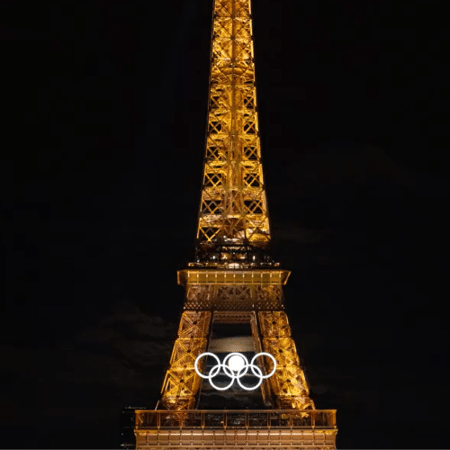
[195,0,272,268]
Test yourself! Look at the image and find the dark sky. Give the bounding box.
[1,0,449,448]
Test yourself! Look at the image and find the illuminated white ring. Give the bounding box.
[195,351,236,391]
[194,352,277,392]
[194,352,221,379]
[208,371,236,391]
[237,363,263,391]
[208,355,237,391]
[250,352,277,378]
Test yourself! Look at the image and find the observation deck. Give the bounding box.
[135,409,337,449]
[177,269,291,287]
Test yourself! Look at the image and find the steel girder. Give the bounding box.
[160,312,212,410]
[197,0,270,253]
[259,312,315,410]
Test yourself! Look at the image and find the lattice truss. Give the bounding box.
[185,284,283,310]
[258,312,315,410]
[197,0,270,250]
[160,312,212,410]
[160,308,314,411]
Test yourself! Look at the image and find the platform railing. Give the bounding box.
[135,409,336,430]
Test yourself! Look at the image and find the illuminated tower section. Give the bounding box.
[135,1,337,448]
[196,0,270,255]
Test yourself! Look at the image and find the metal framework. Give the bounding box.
[135,410,336,449]
[135,0,337,448]
[160,311,212,410]
[196,0,270,262]
[159,305,316,412]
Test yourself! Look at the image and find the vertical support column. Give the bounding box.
[160,311,212,410]
[197,0,271,250]
[258,311,315,410]
[249,311,271,406]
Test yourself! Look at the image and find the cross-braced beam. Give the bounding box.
[197,0,271,257]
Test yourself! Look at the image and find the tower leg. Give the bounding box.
[258,311,315,409]
[160,311,212,410]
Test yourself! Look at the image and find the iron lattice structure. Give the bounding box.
[196,0,270,264]
[158,306,316,412]
[135,0,337,448]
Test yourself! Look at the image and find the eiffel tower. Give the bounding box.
[135,0,337,448]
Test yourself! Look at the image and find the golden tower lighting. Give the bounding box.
[135,0,337,448]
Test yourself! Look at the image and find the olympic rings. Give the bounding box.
[194,352,277,391]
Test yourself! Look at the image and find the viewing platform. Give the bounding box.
[135,409,337,449]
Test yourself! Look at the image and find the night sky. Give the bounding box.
[2,0,449,448]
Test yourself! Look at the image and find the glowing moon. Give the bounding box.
[227,354,246,372]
